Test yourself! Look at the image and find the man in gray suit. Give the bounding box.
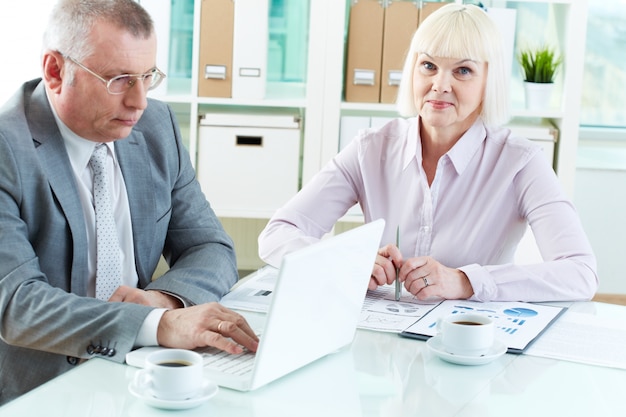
[0,0,258,405]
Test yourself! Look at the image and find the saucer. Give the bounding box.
[426,335,507,366]
[128,378,218,410]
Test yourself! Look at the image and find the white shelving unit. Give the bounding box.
[151,0,587,204]
[305,0,587,198]
[147,0,588,267]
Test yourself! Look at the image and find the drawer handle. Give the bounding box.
[353,69,375,85]
[204,64,227,80]
[239,68,261,78]
[236,135,263,146]
[387,70,402,86]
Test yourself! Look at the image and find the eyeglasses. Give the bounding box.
[64,55,166,95]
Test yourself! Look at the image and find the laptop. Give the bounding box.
[126,218,385,391]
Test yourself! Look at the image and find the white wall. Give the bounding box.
[2,2,624,296]
[0,2,55,104]
[574,144,626,294]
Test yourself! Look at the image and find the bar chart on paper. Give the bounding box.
[400,300,566,353]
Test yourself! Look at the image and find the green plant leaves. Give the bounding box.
[517,46,563,83]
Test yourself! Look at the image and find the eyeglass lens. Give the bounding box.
[108,70,163,94]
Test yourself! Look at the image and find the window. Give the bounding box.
[580,1,626,128]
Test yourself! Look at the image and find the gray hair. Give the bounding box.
[396,4,510,127]
[43,0,154,61]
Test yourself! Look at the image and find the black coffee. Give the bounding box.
[454,321,483,326]
[157,360,193,367]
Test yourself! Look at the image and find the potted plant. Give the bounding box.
[517,45,563,110]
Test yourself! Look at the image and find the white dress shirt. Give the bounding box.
[62,133,137,294]
[49,102,163,346]
[258,117,598,302]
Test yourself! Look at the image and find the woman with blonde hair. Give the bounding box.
[258,4,597,302]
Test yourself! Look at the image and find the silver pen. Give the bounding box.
[395,225,401,301]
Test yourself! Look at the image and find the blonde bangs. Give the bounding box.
[413,9,492,63]
[396,4,509,126]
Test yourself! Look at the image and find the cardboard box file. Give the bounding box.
[232,0,269,99]
[418,1,448,24]
[380,1,418,103]
[197,113,301,215]
[198,0,234,98]
[345,0,385,103]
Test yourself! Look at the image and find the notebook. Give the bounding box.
[126,218,385,391]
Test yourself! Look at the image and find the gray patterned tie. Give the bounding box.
[89,144,121,300]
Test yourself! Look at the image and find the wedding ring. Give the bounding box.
[423,277,430,287]
[217,321,225,333]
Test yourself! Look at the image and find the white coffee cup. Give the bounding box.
[133,349,204,401]
[437,313,495,356]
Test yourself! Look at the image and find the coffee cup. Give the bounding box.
[437,313,494,356]
[133,349,204,401]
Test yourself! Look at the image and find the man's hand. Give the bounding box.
[157,302,259,354]
[109,285,183,309]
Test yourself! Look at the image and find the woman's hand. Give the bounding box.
[399,256,474,300]
[370,244,403,290]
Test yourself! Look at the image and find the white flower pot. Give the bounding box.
[523,82,555,110]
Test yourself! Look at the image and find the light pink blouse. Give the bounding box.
[258,118,598,302]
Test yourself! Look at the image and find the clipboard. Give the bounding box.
[400,300,568,354]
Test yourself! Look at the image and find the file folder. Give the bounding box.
[419,1,448,24]
[232,0,269,99]
[198,0,234,98]
[141,0,171,96]
[345,0,384,103]
[339,116,370,151]
[486,7,517,99]
[380,1,418,103]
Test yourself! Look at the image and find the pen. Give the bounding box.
[395,225,401,301]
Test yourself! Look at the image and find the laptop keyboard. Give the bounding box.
[198,346,257,376]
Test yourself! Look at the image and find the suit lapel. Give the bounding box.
[27,82,157,288]
[27,83,89,295]
[115,132,155,283]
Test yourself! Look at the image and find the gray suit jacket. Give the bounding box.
[0,80,238,404]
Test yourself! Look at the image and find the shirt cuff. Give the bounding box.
[135,308,167,347]
[458,263,494,302]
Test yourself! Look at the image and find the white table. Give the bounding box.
[2,301,625,417]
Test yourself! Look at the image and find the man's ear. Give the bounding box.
[42,51,65,93]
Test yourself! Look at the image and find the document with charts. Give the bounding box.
[400,300,567,353]
[221,266,440,333]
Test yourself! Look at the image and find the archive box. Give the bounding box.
[197,113,301,216]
